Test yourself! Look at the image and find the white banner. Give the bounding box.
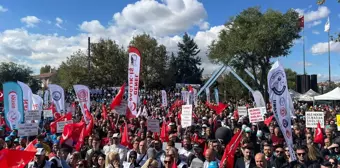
[17,81,33,112]
[57,120,73,133]
[32,94,43,112]
[306,112,325,128]
[193,89,198,106]
[252,90,266,108]
[161,90,167,107]
[18,123,39,136]
[205,88,210,103]
[267,61,296,161]
[147,119,160,133]
[48,84,65,113]
[127,47,141,117]
[181,105,193,128]
[248,107,266,123]
[181,91,188,103]
[237,106,248,116]
[73,85,90,118]
[44,90,49,106]
[25,110,41,121]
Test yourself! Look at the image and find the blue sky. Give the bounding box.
[0,0,339,81]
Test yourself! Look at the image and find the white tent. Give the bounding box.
[289,89,302,100]
[298,89,320,102]
[314,87,340,100]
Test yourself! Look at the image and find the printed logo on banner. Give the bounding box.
[282,119,288,128]
[129,102,137,111]
[8,110,20,123]
[269,70,286,96]
[52,91,61,101]
[280,107,287,117]
[130,54,137,66]
[8,91,21,123]
[280,97,285,106]
[286,130,291,138]
[76,89,88,102]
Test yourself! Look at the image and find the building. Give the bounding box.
[34,72,57,88]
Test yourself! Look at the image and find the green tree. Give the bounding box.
[0,62,41,92]
[57,50,89,89]
[285,68,297,90]
[129,34,169,88]
[208,7,301,101]
[173,33,203,84]
[40,65,51,74]
[317,0,340,42]
[91,39,128,87]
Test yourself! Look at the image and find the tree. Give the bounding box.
[208,7,301,101]
[40,65,51,74]
[0,62,41,92]
[57,50,90,89]
[317,0,340,42]
[91,39,128,87]
[129,34,169,88]
[285,68,297,90]
[173,33,203,84]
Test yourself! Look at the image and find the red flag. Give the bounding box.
[264,115,274,126]
[50,103,61,120]
[172,160,177,168]
[83,106,94,137]
[299,16,304,28]
[206,102,227,115]
[143,99,147,105]
[0,90,3,102]
[203,143,208,155]
[2,149,36,168]
[75,126,86,151]
[50,113,72,134]
[24,139,38,152]
[160,122,169,142]
[314,122,324,144]
[102,104,108,119]
[220,130,242,168]
[154,132,159,141]
[121,123,129,147]
[110,83,125,110]
[188,85,193,93]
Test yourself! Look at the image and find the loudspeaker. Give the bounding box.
[304,75,310,93]
[296,75,302,93]
[310,74,318,92]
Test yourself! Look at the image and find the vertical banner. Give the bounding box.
[32,94,43,112]
[48,84,65,113]
[181,91,188,103]
[161,90,167,107]
[127,46,141,118]
[214,88,219,103]
[252,90,266,108]
[205,88,210,103]
[73,85,91,119]
[43,90,49,106]
[3,82,24,129]
[193,88,198,106]
[17,81,33,112]
[267,61,296,161]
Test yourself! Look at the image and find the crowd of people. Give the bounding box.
[1,88,340,168]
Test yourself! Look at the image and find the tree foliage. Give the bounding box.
[208,7,302,101]
[40,65,51,74]
[0,62,41,93]
[171,33,203,84]
[285,68,297,90]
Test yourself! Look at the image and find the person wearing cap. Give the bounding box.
[27,148,56,168]
[107,133,127,163]
[5,136,13,149]
[15,136,27,150]
[37,134,51,156]
[189,144,204,168]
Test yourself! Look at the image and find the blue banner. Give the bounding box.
[214,88,219,103]
[3,82,24,129]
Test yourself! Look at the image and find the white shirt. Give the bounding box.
[178,148,194,163]
[107,144,128,162]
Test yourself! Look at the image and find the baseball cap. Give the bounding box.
[112,133,119,138]
[245,127,251,133]
[36,148,46,156]
[5,136,11,142]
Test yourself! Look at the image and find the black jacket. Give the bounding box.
[234,157,256,168]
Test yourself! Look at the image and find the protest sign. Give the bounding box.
[337,115,340,131]
[43,109,53,118]
[305,112,324,128]
[181,105,192,128]
[57,120,73,133]
[25,110,41,121]
[147,119,160,133]
[238,106,248,116]
[18,123,39,136]
[248,107,266,123]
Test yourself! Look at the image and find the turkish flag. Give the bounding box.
[264,115,274,126]
[0,90,3,102]
[75,126,86,151]
[83,106,94,137]
[160,122,169,142]
[206,102,227,115]
[24,139,38,152]
[50,113,72,134]
[102,104,108,119]
[0,149,35,168]
[314,122,324,144]
[121,123,129,147]
[220,130,242,168]
[110,83,125,110]
[299,16,304,28]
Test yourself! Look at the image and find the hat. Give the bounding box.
[5,136,11,142]
[242,125,247,130]
[36,148,46,156]
[245,127,251,133]
[14,138,19,142]
[112,133,119,138]
[169,122,175,126]
[202,117,207,120]
[256,130,263,137]
[10,132,16,137]
[230,117,235,120]
[202,124,208,128]
[19,136,26,140]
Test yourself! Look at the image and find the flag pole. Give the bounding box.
[328,30,331,84]
[303,27,306,75]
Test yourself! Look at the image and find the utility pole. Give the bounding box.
[88,37,91,84]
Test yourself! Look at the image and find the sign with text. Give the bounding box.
[25,110,41,121]
[43,109,53,118]
[248,107,266,123]
[306,112,324,128]
[181,105,192,128]
[18,123,39,136]
[147,119,160,133]
[57,120,73,133]
[238,106,248,116]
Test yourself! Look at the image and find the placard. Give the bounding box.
[25,110,41,121]
[248,107,266,123]
[181,105,192,128]
[43,109,53,118]
[238,106,248,116]
[337,115,340,131]
[306,112,324,128]
[18,123,39,136]
[147,119,160,133]
[57,120,73,133]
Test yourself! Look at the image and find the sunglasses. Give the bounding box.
[76,164,84,166]
[297,153,305,156]
[276,151,284,154]
[164,161,172,164]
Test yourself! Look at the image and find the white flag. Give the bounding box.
[205,88,210,103]
[73,85,90,119]
[325,17,330,32]
[32,94,43,112]
[48,84,65,113]
[17,81,33,112]
[267,61,296,161]
[161,90,167,107]
[252,90,265,108]
[193,89,198,106]
[127,47,141,117]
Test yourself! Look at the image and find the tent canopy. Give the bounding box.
[298,89,320,102]
[314,87,340,100]
[289,89,301,100]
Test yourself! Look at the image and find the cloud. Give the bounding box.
[295,6,330,23]
[312,30,320,35]
[55,17,64,29]
[297,61,313,66]
[311,41,340,54]
[46,20,52,24]
[20,16,41,28]
[0,0,222,75]
[0,5,8,12]
[317,74,340,82]
[307,20,322,28]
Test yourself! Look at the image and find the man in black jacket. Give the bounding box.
[234,146,256,168]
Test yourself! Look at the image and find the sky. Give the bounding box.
[0,0,339,82]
